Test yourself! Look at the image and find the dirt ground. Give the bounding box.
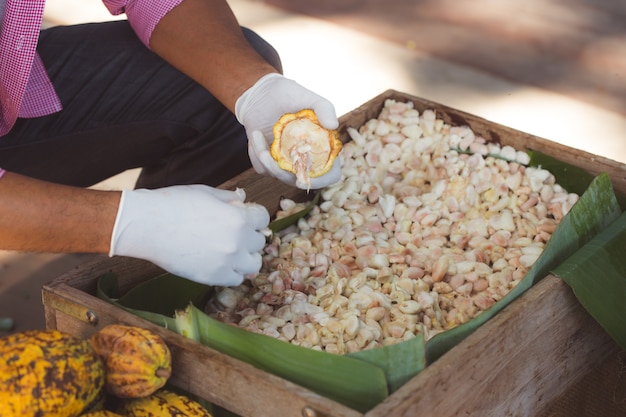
[0,253,98,332]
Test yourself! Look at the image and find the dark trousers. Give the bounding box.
[0,20,282,189]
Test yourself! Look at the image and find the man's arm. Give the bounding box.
[148,0,279,113]
[0,172,120,253]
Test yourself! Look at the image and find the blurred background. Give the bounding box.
[1,0,625,333]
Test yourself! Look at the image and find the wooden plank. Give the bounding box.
[535,348,626,417]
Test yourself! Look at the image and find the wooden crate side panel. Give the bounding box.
[366,275,619,417]
[43,256,164,333]
[536,348,626,417]
[44,255,164,294]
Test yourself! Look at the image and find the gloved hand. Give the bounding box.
[109,185,270,287]
[235,72,342,189]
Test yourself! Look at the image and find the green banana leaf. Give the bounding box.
[97,272,182,327]
[268,191,321,235]
[99,270,213,316]
[424,172,622,363]
[97,274,388,413]
[346,331,426,393]
[528,150,626,209]
[553,211,626,350]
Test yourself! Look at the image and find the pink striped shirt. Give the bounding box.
[0,0,184,136]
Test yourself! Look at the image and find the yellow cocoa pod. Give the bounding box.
[116,389,213,417]
[0,329,105,417]
[89,324,171,399]
[81,385,107,414]
[271,109,342,188]
[81,411,124,417]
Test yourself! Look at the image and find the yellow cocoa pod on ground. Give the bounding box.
[271,109,342,189]
[0,329,105,417]
[116,389,213,417]
[89,324,172,399]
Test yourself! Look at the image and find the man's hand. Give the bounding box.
[109,185,270,286]
[235,73,342,189]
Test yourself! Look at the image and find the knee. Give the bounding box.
[241,27,283,74]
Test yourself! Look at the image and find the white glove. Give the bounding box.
[235,73,341,190]
[109,185,270,287]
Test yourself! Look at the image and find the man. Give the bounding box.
[0,0,341,286]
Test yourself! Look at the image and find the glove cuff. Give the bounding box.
[108,189,130,257]
[235,72,283,124]
[109,190,148,257]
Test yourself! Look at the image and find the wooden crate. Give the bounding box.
[43,90,626,417]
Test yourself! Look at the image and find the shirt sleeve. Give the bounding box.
[102,0,185,48]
